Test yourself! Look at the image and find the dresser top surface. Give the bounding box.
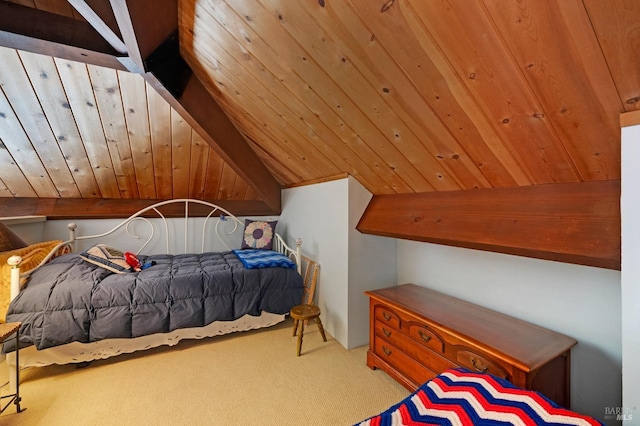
[366,284,577,370]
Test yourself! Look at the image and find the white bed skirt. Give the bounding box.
[8,312,285,368]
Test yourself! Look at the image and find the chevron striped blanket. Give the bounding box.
[232,249,297,270]
[356,369,603,426]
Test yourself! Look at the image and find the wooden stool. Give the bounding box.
[291,304,327,356]
[0,322,23,414]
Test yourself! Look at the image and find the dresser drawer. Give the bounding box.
[406,322,444,353]
[454,347,509,380]
[373,304,401,330]
[372,338,437,386]
[375,325,457,374]
[374,320,397,341]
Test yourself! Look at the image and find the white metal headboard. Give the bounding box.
[66,199,246,255]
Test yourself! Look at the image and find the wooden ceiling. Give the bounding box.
[180,0,633,190]
[0,0,637,268]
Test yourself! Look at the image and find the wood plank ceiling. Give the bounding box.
[180,0,632,190]
[0,0,638,268]
[0,2,254,202]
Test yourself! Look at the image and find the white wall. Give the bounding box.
[347,177,396,348]
[622,121,640,422]
[397,241,621,423]
[280,177,396,348]
[281,179,350,345]
[5,221,46,244]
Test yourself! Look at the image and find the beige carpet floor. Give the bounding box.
[0,319,409,426]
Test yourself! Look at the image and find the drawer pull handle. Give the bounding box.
[382,327,391,337]
[382,312,391,321]
[382,346,392,356]
[471,358,489,373]
[418,330,431,342]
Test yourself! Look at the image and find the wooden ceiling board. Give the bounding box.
[184,0,433,193]
[202,146,224,200]
[406,1,582,185]
[88,65,138,198]
[254,0,465,191]
[0,47,79,197]
[146,80,173,200]
[583,0,640,111]
[18,50,101,198]
[181,0,402,193]
[173,0,626,196]
[304,0,502,190]
[54,57,121,198]
[230,167,249,199]
[2,51,77,201]
[238,0,457,192]
[183,67,326,184]
[191,35,359,182]
[170,106,193,199]
[0,80,59,198]
[188,50,340,181]
[0,141,38,198]
[483,0,621,181]
[188,130,209,199]
[118,69,156,199]
[217,162,237,200]
[206,93,303,183]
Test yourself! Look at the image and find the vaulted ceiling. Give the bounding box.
[0,0,637,268]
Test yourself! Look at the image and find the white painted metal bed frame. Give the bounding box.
[5,199,302,389]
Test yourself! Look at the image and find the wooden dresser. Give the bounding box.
[365,284,578,408]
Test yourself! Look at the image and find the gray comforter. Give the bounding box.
[4,252,304,352]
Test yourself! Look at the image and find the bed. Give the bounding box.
[1,199,305,380]
[355,368,604,426]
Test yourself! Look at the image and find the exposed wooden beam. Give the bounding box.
[109,0,282,212]
[68,0,127,54]
[146,74,283,212]
[357,181,621,270]
[0,198,279,220]
[621,110,640,128]
[109,0,178,72]
[0,1,125,70]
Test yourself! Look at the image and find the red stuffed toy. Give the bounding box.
[124,252,142,271]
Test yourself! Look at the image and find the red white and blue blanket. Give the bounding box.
[356,369,603,426]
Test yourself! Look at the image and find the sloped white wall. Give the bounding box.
[397,241,621,423]
[622,121,640,423]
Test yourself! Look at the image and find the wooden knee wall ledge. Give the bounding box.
[357,180,620,270]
